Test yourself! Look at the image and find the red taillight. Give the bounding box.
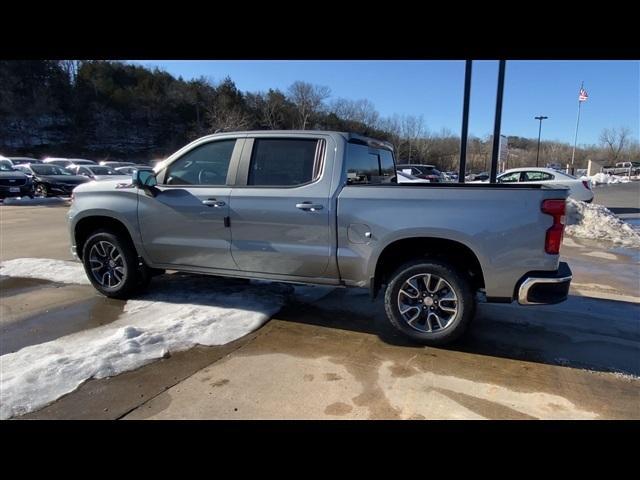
[582,180,591,190]
[541,199,566,254]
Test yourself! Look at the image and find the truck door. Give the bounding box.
[229,135,333,277]
[137,138,241,270]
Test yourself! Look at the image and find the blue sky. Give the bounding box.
[131,60,639,146]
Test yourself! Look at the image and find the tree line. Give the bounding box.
[1,60,637,170]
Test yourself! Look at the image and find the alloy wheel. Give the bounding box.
[88,240,126,288]
[397,273,458,333]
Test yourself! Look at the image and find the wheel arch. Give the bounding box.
[74,214,138,261]
[370,236,486,299]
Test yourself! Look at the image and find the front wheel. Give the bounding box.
[384,259,476,345]
[34,183,48,197]
[82,230,145,299]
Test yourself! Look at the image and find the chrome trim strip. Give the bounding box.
[518,275,572,305]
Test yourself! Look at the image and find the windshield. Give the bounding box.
[0,161,15,171]
[89,166,118,175]
[31,164,72,176]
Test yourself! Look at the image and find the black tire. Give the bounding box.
[34,183,48,197]
[384,259,475,346]
[82,230,144,299]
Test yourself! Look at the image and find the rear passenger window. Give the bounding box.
[524,171,554,181]
[346,143,396,184]
[248,139,321,186]
[165,140,236,185]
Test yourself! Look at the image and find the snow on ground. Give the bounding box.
[565,199,640,248]
[0,261,294,419]
[581,173,633,186]
[0,258,90,284]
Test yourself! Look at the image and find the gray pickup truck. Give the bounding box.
[67,131,572,345]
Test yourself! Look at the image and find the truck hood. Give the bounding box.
[91,175,133,182]
[73,177,134,194]
[0,171,29,181]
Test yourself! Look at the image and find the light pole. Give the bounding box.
[534,115,548,167]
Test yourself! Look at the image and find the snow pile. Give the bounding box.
[582,173,631,186]
[565,199,640,247]
[0,269,292,419]
[0,258,90,284]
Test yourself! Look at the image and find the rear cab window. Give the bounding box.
[345,142,396,185]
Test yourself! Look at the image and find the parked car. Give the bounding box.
[99,161,137,168]
[15,163,90,197]
[602,161,640,175]
[7,157,42,166]
[394,170,431,183]
[442,171,458,182]
[396,163,443,182]
[42,157,75,168]
[0,159,34,199]
[493,167,594,202]
[44,158,96,169]
[114,165,154,176]
[68,130,572,346]
[68,165,132,182]
[467,171,490,182]
[67,159,97,167]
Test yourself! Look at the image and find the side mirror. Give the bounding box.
[132,169,157,189]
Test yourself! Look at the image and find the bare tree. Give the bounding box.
[261,89,287,129]
[401,115,425,162]
[59,60,82,85]
[330,98,379,127]
[206,105,251,132]
[599,127,632,163]
[288,81,331,129]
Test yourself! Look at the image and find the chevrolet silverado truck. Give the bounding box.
[67,131,572,345]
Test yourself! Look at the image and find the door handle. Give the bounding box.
[296,202,323,212]
[202,199,226,207]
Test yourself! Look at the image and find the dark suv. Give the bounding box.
[396,164,442,183]
[0,160,34,199]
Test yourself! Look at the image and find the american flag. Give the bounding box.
[579,86,588,102]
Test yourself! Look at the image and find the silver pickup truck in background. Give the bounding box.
[67,131,572,345]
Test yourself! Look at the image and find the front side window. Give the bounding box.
[523,171,554,181]
[248,138,320,187]
[498,172,521,183]
[165,140,236,185]
[345,143,396,184]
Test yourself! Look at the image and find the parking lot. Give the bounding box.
[1,184,639,420]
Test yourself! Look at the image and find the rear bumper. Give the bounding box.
[517,261,572,305]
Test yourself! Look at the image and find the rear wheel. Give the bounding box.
[82,230,146,299]
[384,259,475,345]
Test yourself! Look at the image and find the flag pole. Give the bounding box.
[570,81,584,168]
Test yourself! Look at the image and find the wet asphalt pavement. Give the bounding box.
[1,194,638,420]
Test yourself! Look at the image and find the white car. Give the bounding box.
[495,167,594,202]
[69,165,132,182]
[394,170,430,183]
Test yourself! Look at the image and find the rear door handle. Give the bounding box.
[202,199,226,207]
[296,202,324,212]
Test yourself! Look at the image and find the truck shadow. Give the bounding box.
[608,207,640,215]
[278,290,640,377]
